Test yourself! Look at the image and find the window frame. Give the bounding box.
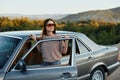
[20,38,75,68]
[75,38,91,54]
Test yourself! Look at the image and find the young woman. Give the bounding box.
[30,18,68,66]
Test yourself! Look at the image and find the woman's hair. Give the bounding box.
[41,18,56,37]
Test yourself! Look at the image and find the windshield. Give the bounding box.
[0,36,20,69]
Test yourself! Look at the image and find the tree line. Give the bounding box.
[0,17,120,45]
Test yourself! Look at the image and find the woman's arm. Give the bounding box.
[61,40,69,54]
[29,34,42,53]
[60,35,69,54]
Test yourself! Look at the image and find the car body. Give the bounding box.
[0,30,120,80]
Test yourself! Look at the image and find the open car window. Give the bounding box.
[15,38,73,69]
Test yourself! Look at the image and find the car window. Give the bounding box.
[13,39,34,67]
[76,39,89,54]
[0,36,20,69]
[20,39,72,68]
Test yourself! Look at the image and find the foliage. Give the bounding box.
[0,17,120,45]
[62,21,120,45]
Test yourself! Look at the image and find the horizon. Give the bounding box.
[0,0,120,15]
[0,6,119,15]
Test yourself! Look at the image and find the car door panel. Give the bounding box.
[4,66,77,80]
[75,39,94,77]
[76,52,94,76]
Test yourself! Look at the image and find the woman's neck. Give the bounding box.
[47,32,54,36]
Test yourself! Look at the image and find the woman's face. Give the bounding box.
[46,20,55,32]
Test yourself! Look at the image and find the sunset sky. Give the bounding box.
[0,0,120,14]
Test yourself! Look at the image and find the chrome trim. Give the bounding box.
[12,65,73,71]
[77,74,90,80]
[72,38,76,66]
[0,35,22,39]
[108,62,120,69]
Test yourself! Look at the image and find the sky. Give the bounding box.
[0,0,120,15]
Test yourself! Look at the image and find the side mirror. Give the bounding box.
[15,59,26,72]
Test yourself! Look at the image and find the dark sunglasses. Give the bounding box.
[46,24,55,27]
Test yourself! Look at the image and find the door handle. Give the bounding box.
[88,57,92,60]
[61,72,75,78]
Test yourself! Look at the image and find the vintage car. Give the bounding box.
[0,30,120,80]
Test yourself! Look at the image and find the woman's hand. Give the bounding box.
[64,35,69,43]
[30,34,37,42]
[64,35,69,38]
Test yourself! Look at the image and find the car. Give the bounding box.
[0,30,120,80]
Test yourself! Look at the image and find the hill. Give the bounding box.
[59,7,120,22]
[0,7,120,22]
[0,14,68,20]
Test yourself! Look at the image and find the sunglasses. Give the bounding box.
[46,24,55,27]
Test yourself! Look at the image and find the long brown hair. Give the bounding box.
[41,18,56,38]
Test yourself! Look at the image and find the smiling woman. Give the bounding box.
[30,18,69,66]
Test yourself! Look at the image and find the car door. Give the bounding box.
[4,65,77,80]
[75,39,94,79]
[4,38,78,80]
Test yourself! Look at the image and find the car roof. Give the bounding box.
[0,30,101,51]
[0,30,76,38]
